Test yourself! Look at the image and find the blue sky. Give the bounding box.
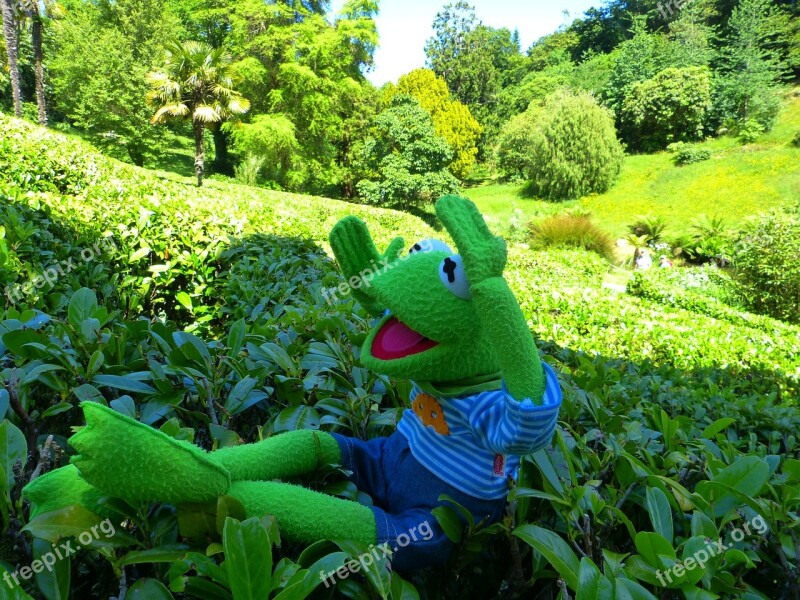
[330,0,601,85]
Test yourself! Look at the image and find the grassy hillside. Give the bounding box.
[2,113,800,599]
[468,88,800,238]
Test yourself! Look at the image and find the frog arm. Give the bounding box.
[329,216,404,316]
[435,196,545,403]
[471,276,546,403]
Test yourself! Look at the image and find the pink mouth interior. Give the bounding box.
[371,317,438,360]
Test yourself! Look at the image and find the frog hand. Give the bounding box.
[329,215,404,315]
[435,195,507,287]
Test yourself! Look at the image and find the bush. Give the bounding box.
[225,114,300,189]
[385,69,482,180]
[792,131,800,147]
[735,211,800,324]
[628,215,667,242]
[233,153,266,186]
[494,105,543,181]
[672,215,734,265]
[668,142,712,165]
[738,120,766,144]
[621,67,713,152]
[355,95,460,209]
[528,214,616,261]
[497,90,624,200]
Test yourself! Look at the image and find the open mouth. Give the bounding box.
[371,316,438,360]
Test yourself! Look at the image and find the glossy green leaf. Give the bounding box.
[0,420,26,488]
[32,536,71,600]
[127,578,174,599]
[93,374,156,395]
[67,288,98,328]
[513,524,580,590]
[222,517,273,600]
[645,487,674,544]
[576,557,614,600]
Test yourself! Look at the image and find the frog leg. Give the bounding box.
[228,480,377,545]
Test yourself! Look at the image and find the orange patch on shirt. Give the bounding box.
[412,393,450,436]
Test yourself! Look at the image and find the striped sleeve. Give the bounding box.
[467,362,562,455]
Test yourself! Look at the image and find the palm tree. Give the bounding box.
[18,0,60,125]
[146,40,250,187]
[0,0,22,117]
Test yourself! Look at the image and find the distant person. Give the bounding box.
[659,255,674,268]
[636,250,652,270]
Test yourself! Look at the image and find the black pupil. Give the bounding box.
[411,243,422,254]
[443,258,457,283]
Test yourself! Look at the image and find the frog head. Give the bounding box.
[329,198,504,383]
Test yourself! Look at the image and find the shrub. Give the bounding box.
[225,114,299,189]
[497,90,624,200]
[671,215,734,266]
[621,66,713,152]
[233,154,266,187]
[528,214,616,261]
[738,120,766,144]
[385,69,482,180]
[791,131,800,147]
[627,215,667,242]
[494,105,543,181]
[355,95,460,209]
[668,142,712,165]
[734,211,800,324]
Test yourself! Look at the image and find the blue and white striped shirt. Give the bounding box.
[397,362,562,500]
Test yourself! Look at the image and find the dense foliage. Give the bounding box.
[383,69,482,180]
[354,96,461,210]
[734,211,800,324]
[2,0,798,205]
[2,111,800,600]
[497,91,624,200]
[620,67,713,151]
[48,0,179,166]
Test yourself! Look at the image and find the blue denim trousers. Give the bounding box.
[332,431,506,571]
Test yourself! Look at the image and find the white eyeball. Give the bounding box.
[439,255,471,300]
[408,239,452,255]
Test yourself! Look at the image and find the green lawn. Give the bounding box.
[468,89,800,239]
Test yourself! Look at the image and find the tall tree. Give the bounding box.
[30,14,44,123]
[147,40,250,186]
[0,0,21,116]
[385,68,482,179]
[715,0,787,132]
[49,0,179,166]
[603,18,677,116]
[226,0,380,194]
[18,0,59,125]
[425,2,522,125]
[425,1,478,92]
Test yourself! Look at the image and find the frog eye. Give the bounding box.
[439,255,471,300]
[409,239,452,255]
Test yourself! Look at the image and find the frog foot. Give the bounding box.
[70,402,230,505]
